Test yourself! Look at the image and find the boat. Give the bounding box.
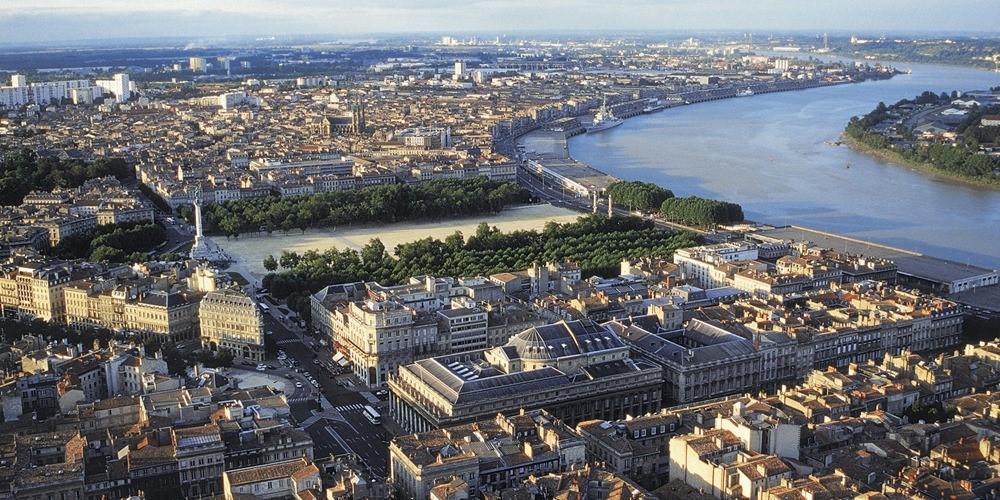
[643,99,666,113]
[846,162,852,169]
[737,87,755,97]
[587,97,624,133]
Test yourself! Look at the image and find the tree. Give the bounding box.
[279,250,300,269]
[263,255,278,272]
[445,231,465,250]
[219,216,241,238]
[259,214,703,320]
[197,178,531,236]
[607,181,674,211]
[361,239,387,265]
[660,197,744,226]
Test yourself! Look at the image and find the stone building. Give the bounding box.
[388,319,663,432]
[390,409,586,499]
[199,287,265,362]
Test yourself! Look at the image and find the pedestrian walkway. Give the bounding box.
[333,403,366,413]
[287,396,315,404]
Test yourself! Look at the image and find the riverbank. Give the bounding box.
[840,134,1000,191]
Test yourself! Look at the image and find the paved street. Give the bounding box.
[261,308,393,478]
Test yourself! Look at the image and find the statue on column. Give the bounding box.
[189,185,226,262]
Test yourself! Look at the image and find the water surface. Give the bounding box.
[570,61,1000,269]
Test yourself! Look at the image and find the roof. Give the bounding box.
[506,319,625,360]
[225,458,313,486]
[610,316,757,367]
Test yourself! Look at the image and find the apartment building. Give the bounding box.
[669,427,794,499]
[389,409,586,499]
[0,256,91,322]
[222,457,321,499]
[64,285,199,343]
[336,299,419,388]
[314,277,542,388]
[673,242,760,289]
[199,287,265,362]
[175,424,226,498]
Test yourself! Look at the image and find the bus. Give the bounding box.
[259,303,270,313]
[363,405,381,425]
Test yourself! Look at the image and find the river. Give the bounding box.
[568,61,1000,269]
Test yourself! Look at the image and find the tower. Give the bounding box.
[113,73,130,103]
[823,32,829,50]
[351,101,366,135]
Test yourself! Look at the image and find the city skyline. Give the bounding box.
[3,0,1000,44]
[1,4,1000,497]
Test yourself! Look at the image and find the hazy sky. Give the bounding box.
[3,0,998,43]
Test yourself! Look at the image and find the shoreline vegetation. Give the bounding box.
[842,92,1000,190]
[841,134,1000,191]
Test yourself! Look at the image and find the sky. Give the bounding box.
[3,0,998,43]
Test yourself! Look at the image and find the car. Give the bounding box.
[313,359,320,365]
[266,364,276,370]
[311,381,320,388]
[242,360,256,367]
[255,364,266,372]
[295,382,303,388]
[285,374,294,379]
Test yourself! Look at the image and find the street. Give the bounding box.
[261,308,393,478]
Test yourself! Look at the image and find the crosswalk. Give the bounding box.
[288,396,316,404]
[276,338,301,345]
[334,404,366,413]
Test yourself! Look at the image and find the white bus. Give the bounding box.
[363,405,381,425]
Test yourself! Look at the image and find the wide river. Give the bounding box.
[569,61,1000,269]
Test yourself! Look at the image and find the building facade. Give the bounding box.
[199,288,265,362]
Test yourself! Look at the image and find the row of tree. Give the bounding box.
[53,222,167,263]
[261,215,702,318]
[0,148,132,205]
[200,177,532,237]
[606,180,674,211]
[660,196,745,226]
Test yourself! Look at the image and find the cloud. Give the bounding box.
[1,0,997,43]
